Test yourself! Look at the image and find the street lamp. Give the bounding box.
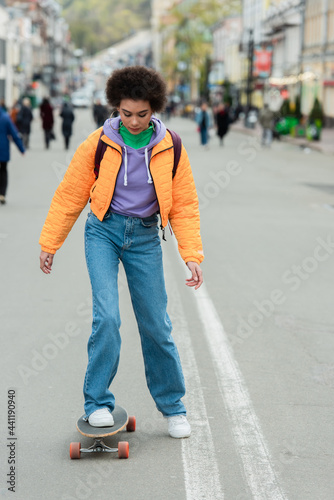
[245,28,254,127]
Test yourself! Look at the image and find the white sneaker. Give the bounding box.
[88,408,114,427]
[167,415,191,438]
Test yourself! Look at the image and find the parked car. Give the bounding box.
[71,91,91,108]
[93,90,108,106]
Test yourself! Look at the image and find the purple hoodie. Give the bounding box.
[103,116,167,218]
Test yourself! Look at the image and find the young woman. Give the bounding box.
[39,66,204,439]
[196,101,211,147]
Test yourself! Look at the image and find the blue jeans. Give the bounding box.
[200,127,208,145]
[84,211,186,418]
[261,128,273,146]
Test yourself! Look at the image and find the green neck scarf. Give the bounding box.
[119,121,155,149]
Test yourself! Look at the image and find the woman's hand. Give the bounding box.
[186,261,203,290]
[40,251,54,274]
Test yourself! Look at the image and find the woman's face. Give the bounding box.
[117,99,153,135]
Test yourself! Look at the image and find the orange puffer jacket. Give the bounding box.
[39,128,204,264]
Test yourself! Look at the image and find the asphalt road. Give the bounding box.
[0,108,333,500]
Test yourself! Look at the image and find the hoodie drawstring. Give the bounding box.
[123,146,128,186]
[145,148,153,184]
[123,146,152,187]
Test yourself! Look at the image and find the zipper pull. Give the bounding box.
[160,224,167,241]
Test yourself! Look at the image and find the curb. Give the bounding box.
[230,124,334,156]
[279,135,333,155]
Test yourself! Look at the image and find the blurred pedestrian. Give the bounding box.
[40,98,54,149]
[259,104,274,147]
[0,99,7,112]
[165,101,172,121]
[39,65,204,438]
[16,98,34,149]
[93,99,109,128]
[60,102,75,150]
[215,102,230,146]
[10,101,20,126]
[0,107,25,205]
[196,102,211,148]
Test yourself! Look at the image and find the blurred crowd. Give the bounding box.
[0,87,277,207]
[0,91,117,205]
[0,97,77,151]
[0,96,78,205]
[161,94,281,149]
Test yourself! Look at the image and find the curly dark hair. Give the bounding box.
[105,66,167,113]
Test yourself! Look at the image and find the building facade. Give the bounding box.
[151,0,177,71]
[302,0,334,124]
[261,0,305,110]
[211,16,242,102]
[2,0,73,107]
[0,2,8,101]
[242,0,268,47]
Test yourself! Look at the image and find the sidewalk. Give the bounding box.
[231,121,334,155]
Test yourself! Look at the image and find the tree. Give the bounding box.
[309,97,324,123]
[222,79,233,105]
[161,0,241,100]
[294,95,302,120]
[280,98,291,117]
[60,0,151,54]
[199,56,212,101]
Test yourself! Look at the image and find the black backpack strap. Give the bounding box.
[94,129,107,179]
[167,128,182,178]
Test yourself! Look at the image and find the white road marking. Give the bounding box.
[168,278,224,500]
[189,282,288,500]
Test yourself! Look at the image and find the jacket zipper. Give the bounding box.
[149,146,174,240]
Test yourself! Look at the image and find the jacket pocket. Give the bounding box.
[89,181,97,200]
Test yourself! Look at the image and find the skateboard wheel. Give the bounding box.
[70,442,81,459]
[126,416,136,432]
[118,441,129,459]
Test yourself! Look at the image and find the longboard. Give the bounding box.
[69,405,136,459]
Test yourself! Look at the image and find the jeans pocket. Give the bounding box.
[140,214,159,227]
[87,210,98,223]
